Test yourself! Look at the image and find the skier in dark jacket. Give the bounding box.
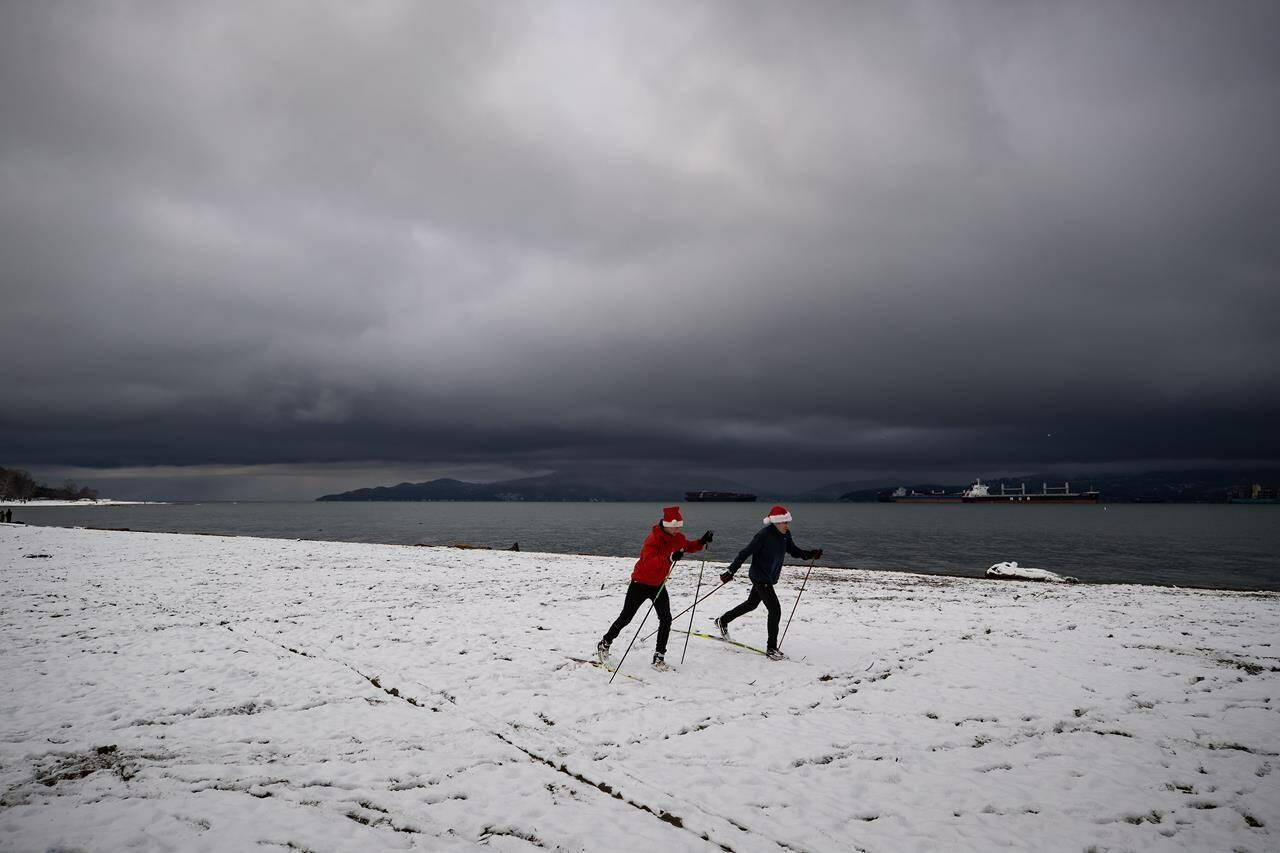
[714,505,822,660]
[599,505,712,671]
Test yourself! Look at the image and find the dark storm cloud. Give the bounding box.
[2,1,1278,492]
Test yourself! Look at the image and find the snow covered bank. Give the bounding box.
[0,499,162,507]
[1,526,1277,852]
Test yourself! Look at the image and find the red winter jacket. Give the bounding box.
[631,524,704,586]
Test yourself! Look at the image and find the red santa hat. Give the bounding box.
[763,505,792,525]
[661,505,684,528]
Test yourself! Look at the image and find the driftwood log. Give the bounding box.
[986,561,1079,583]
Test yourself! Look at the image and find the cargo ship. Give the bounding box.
[962,480,1099,504]
[881,487,962,504]
[885,480,1099,504]
[1228,484,1279,504]
[685,490,757,502]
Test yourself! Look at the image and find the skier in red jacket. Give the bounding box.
[598,506,713,671]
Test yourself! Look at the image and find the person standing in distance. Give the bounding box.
[714,505,822,660]
[598,506,713,671]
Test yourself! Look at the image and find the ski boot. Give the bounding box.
[713,616,731,641]
[651,653,670,672]
[596,639,611,663]
[765,647,787,661]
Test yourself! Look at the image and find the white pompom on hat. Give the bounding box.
[763,505,792,525]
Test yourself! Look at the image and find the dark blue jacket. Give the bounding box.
[726,525,812,585]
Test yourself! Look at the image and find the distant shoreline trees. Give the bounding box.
[0,467,98,501]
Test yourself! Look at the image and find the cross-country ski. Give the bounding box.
[565,656,644,682]
[674,628,770,657]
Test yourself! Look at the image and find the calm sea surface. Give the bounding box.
[6,501,1278,591]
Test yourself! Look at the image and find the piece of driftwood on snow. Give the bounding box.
[987,561,1079,583]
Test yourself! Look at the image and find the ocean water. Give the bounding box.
[6,501,1278,591]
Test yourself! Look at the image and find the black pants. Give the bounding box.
[720,581,781,650]
[603,581,672,655]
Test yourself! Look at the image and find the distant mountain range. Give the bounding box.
[317,467,1280,504]
[785,478,894,502]
[318,470,763,503]
[837,468,1280,503]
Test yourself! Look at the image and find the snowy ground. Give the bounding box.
[0,500,160,507]
[1,524,1277,852]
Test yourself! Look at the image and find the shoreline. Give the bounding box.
[0,499,165,507]
[5,519,1277,595]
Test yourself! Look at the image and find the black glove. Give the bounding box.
[699,530,714,545]
[808,549,824,561]
[670,550,685,563]
[719,570,734,584]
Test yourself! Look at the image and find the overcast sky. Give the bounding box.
[2,1,1278,499]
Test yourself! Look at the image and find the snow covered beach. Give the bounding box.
[1,525,1277,852]
[0,500,160,508]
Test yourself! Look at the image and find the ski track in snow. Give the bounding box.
[1,525,1278,852]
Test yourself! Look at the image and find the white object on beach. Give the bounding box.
[986,560,1079,583]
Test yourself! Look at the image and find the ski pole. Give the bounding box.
[610,555,677,684]
[680,557,707,665]
[779,558,817,649]
[643,578,727,642]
